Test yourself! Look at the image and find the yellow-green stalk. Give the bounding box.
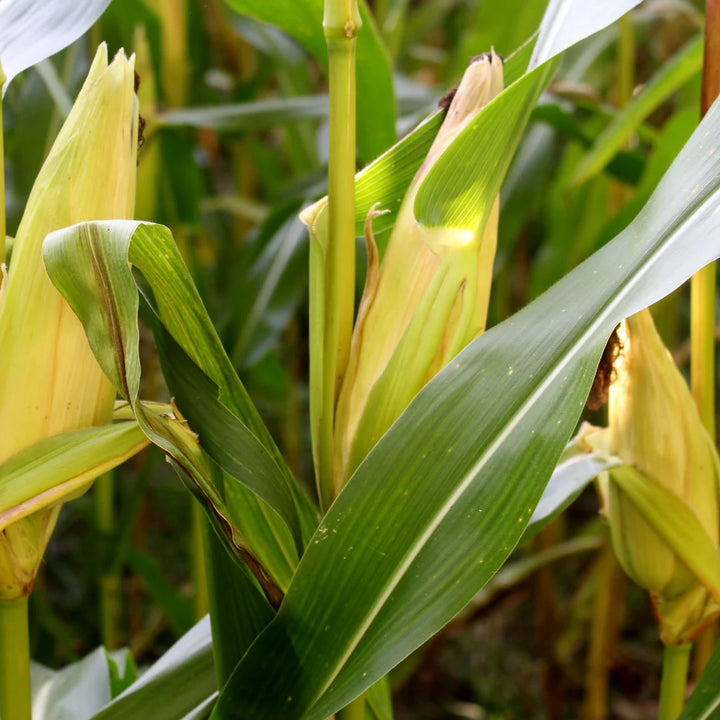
[606,309,720,619]
[321,1,362,714]
[309,0,362,513]
[331,52,503,492]
[0,44,138,600]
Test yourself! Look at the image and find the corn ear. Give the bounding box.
[605,308,720,641]
[0,44,138,599]
[331,52,503,489]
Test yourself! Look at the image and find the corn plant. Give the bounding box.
[4,0,720,719]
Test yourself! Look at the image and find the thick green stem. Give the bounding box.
[658,643,691,720]
[0,597,32,720]
[315,0,361,510]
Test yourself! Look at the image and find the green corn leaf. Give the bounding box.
[159,96,330,132]
[571,32,704,187]
[42,220,319,596]
[678,641,720,719]
[203,524,276,686]
[211,77,720,719]
[522,433,619,542]
[92,618,215,720]
[0,421,148,530]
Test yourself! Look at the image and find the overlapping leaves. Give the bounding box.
[43,221,319,600]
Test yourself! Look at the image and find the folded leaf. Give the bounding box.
[43,220,318,597]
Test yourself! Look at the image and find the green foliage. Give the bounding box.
[210,91,720,716]
[1,0,717,718]
[223,0,395,161]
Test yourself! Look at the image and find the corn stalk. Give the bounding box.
[311,0,361,512]
[0,597,30,720]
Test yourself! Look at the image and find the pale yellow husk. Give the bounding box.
[607,308,720,643]
[0,45,138,599]
[332,52,503,490]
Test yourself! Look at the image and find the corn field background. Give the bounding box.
[4,0,720,718]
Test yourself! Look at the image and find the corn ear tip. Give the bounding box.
[89,42,109,75]
[112,46,136,71]
[83,44,136,98]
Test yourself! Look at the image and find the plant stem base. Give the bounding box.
[0,596,32,720]
[658,643,691,720]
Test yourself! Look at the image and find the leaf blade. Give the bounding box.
[0,422,148,530]
[0,0,112,91]
[92,618,216,720]
[571,33,704,187]
[212,85,720,720]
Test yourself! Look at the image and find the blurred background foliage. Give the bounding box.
[3,0,713,717]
